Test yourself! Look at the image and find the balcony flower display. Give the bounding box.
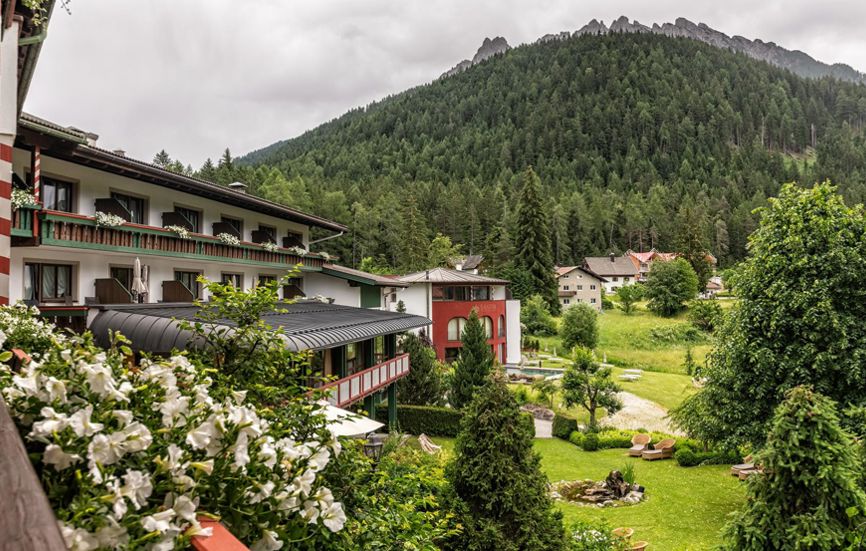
[287,246,308,256]
[318,251,332,261]
[216,233,241,246]
[261,241,279,253]
[164,225,191,240]
[11,189,37,210]
[94,211,126,228]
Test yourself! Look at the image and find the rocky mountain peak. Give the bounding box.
[441,36,510,79]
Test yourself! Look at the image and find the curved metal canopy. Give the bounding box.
[90,301,431,355]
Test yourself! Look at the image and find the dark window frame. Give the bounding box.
[221,272,244,288]
[220,215,244,237]
[174,205,202,233]
[174,270,203,299]
[24,262,74,302]
[110,190,147,224]
[40,175,75,212]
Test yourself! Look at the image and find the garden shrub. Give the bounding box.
[688,299,723,332]
[552,412,579,440]
[648,324,703,344]
[567,519,627,550]
[375,404,463,437]
[581,433,600,451]
[568,431,584,448]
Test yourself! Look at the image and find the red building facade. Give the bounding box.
[431,296,508,363]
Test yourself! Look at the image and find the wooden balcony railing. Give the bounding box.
[12,205,39,238]
[37,211,325,270]
[320,353,410,408]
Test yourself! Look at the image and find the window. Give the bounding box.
[499,343,506,363]
[577,285,583,290]
[283,277,304,299]
[471,286,490,300]
[346,342,360,373]
[175,270,202,298]
[41,176,73,212]
[612,276,619,282]
[175,206,201,233]
[498,315,506,337]
[590,285,596,290]
[563,298,570,305]
[111,192,146,224]
[444,347,460,363]
[258,224,276,243]
[110,266,133,292]
[482,316,493,339]
[24,263,73,302]
[221,273,243,288]
[590,298,597,304]
[447,317,467,341]
[563,285,570,291]
[220,216,243,236]
[624,277,631,282]
[374,335,385,363]
[258,275,277,287]
[434,286,491,301]
[284,231,304,248]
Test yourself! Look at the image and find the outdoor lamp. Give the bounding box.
[363,433,387,461]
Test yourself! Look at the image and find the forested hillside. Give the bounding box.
[212,32,866,271]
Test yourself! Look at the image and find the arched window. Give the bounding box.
[448,317,468,341]
[498,315,506,337]
[482,316,493,339]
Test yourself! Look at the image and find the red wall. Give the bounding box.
[431,300,508,363]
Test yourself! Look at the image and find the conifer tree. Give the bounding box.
[397,331,443,406]
[397,196,431,273]
[722,386,866,550]
[449,310,493,409]
[513,167,560,313]
[447,373,565,551]
[153,149,172,168]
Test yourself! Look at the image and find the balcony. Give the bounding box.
[12,205,39,237]
[35,210,325,270]
[320,353,410,408]
[558,290,576,297]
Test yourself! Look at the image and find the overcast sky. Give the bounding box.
[24,0,866,166]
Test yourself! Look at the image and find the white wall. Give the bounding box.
[11,150,311,246]
[303,272,360,307]
[390,284,432,335]
[505,299,521,365]
[600,276,636,295]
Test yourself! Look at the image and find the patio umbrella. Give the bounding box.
[131,258,147,298]
[317,401,384,437]
[140,265,149,295]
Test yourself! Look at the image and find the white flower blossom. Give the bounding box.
[30,407,70,438]
[120,421,153,453]
[190,459,214,476]
[251,530,283,551]
[321,502,346,533]
[158,391,190,428]
[59,522,99,551]
[43,443,82,470]
[44,376,68,403]
[259,436,277,469]
[248,480,276,504]
[307,446,331,473]
[172,494,198,523]
[95,518,129,548]
[68,405,104,437]
[119,469,153,510]
[112,409,134,426]
[291,469,316,497]
[301,500,320,524]
[141,508,176,534]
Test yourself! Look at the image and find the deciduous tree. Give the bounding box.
[560,303,599,350]
[561,347,621,429]
[644,258,699,316]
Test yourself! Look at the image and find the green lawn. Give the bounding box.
[433,437,744,550]
[610,368,696,411]
[537,305,722,374]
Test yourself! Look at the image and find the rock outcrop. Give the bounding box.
[441,36,510,78]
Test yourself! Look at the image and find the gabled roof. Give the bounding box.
[17,113,348,233]
[322,264,408,287]
[555,265,607,282]
[90,300,430,354]
[398,267,509,285]
[583,256,640,277]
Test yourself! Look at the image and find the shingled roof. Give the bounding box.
[583,255,640,277]
[397,267,509,285]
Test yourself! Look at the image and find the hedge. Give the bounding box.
[552,413,579,440]
[375,404,463,437]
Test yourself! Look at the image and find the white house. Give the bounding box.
[583,253,641,294]
[555,265,605,310]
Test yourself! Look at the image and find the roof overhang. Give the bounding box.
[321,264,408,288]
[89,301,431,355]
[4,0,56,113]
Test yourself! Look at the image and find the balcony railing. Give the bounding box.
[37,210,325,270]
[321,353,410,408]
[12,205,39,237]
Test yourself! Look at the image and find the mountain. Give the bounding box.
[554,16,866,85]
[441,36,510,78]
[238,31,866,271]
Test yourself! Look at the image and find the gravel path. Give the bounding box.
[600,391,684,435]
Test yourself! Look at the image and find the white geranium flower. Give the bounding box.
[164,444,186,472]
[292,469,316,497]
[311,487,334,509]
[142,363,177,391]
[275,492,300,512]
[184,522,214,538]
[321,501,347,533]
[301,500,320,523]
[121,421,152,453]
[43,444,82,470]
[112,409,134,426]
[68,405,104,437]
[121,469,153,510]
[251,530,283,551]
[12,368,40,397]
[172,494,198,523]
[88,431,127,467]
[79,362,128,402]
[186,415,224,456]
[231,432,251,471]
[30,407,70,438]
[158,392,190,428]
[148,536,176,551]
[59,522,99,551]
[328,435,342,457]
[44,376,68,403]
[141,508,176,534]
[307,446,331,473]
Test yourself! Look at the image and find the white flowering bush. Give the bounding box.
[567,520,627,551]
[164,225,191,240]
[0,308,346,550]
[317,251,332,261]
[261,241,279,253]
[216,233,241,246]
[11,188,38,210]
[287,246,308,256]
[94,212,126,228]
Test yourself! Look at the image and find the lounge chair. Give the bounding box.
[641,438,676,461]
[738,468,762,480]
[730,455,754,476]
[629,542,649,551]
[418,434,441,455]
[627,434,652,457]
[611,527,634,540]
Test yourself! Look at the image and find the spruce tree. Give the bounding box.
[447,373,565,551]
[449,309,493,409]
[397,331,443,406]
[513,167,559,313]
[722,386,866,550]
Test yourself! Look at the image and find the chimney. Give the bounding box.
[609,252,616,262]
[228,181,247,193]
[112,149,126,157]
[85,132,99,146]
[425,269,430,280]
